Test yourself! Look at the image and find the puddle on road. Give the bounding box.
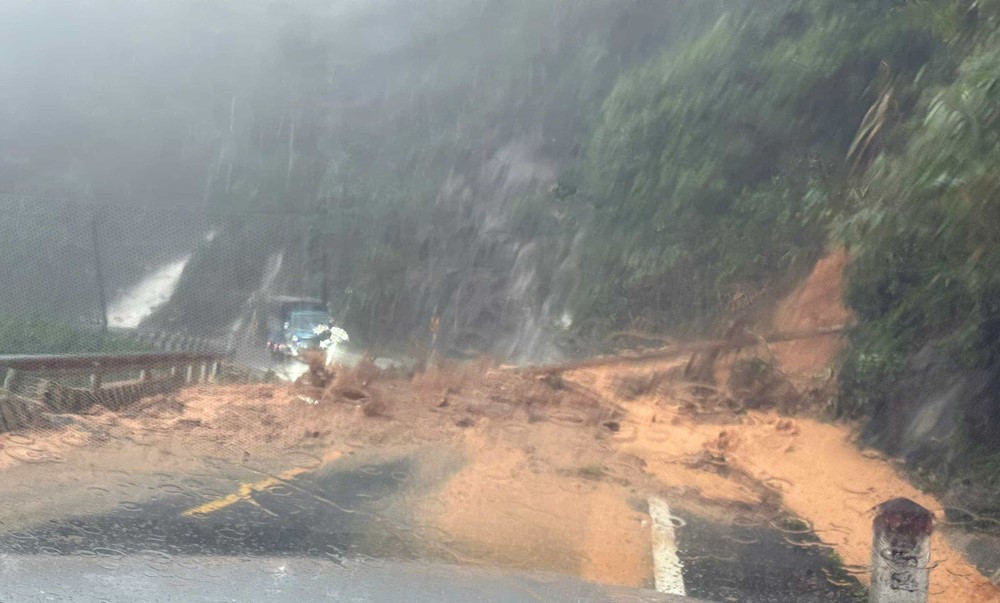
[676,512,865,602]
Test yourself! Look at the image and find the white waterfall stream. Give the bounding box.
[107,255,192,329]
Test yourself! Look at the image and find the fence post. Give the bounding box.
[0,396,9,432]
[871,498,933,603]
[3,368,19,392]
[90,208,109,333]
[185,365,193,384]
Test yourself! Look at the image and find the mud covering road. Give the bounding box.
[0,355,996,601]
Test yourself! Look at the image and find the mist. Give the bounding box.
[3,2,1000,597]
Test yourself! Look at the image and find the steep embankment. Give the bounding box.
[6,252,998,599]
[565,250,1000,601]
[770,248,852,385]
[134,2,715,357]
[571,360,1000,601]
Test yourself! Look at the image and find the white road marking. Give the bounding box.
[649,496,686,596]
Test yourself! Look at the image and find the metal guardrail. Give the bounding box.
[1,350,223,390]
[110,327,229,354]
[0,350,226,432]
[70,317,229,354]
[0,351,220,374]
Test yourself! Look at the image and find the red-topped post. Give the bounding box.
[871,498,933,602]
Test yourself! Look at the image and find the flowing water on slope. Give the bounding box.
[258,251,284,294]
[227,251,284,348]
[505,230,584,364]
[107,255,192,329]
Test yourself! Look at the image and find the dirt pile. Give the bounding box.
[770,248,852,384]
[727,357,803,413]
[682,249,851,415]
[566,355,1000,602]
[5,318,998,600]
[1,363,656,588]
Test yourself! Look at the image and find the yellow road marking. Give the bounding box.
[182,451,343,517]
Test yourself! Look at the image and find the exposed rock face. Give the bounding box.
[862,342,1000,517]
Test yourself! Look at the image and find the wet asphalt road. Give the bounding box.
[678,514,864,601]
[0,457,418,562]
[0,451,865,602]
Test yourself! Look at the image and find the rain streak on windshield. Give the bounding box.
[1,1,999,602]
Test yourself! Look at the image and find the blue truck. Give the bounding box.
[263,296,336,359]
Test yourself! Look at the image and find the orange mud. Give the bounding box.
[562,245,999,601]
[2,253,997,599]
[1,370,654,588]
[771,248,853,385]
[424,428,650,586]
[567,356,1000,601]
[4,358,998,599]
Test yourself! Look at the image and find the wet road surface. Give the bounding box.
[0,450,865,601]
[0,456,418,561]
[678,514,863,601]
[0,556,695,603]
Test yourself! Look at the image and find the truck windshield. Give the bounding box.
[288,312,328,331]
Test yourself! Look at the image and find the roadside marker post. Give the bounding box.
[870,498,933,603]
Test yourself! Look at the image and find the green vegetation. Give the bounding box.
[0,317,145,355]
[573,1,937,333]
[5,1,1000,503]
[833,3,1000,498]
[570,0,1000,500]
[840,4,1000,407]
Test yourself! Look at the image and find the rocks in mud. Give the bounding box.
[290,355,383,406]
[727,357,802,413]
[353,356,381,387]
[297,350,335,388]
[535,373,566,390]
[361,397,388,418]
[251,386,275,399]
[120,394,184,419]
[775,418,799,434]
[287,355,388,416]
[612,369,679,400]
[942,483,1000,530]
[35,412,77,429]
[339,388,369,401]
